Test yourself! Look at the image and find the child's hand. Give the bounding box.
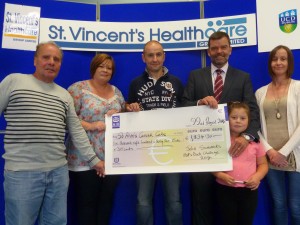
[245,175,261,190]
[213,172,235,186]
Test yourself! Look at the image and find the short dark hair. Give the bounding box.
[90,53,115,78]
[208,31,231,48]
[268,45,294,78]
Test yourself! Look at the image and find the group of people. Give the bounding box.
[0,31,299,225]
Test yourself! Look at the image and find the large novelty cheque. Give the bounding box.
[105,104,232,174]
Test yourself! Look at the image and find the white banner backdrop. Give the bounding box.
[39,14,256,52]
[256,1,299,52]
[2,3,40,51]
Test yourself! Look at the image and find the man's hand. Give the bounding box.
[229,136,249,157]
[126,103,141,112]
[197,96,218,109]
[92,160,105,177]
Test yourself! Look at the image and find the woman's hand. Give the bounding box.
[90,121,106,131]
[267,149,288,167]
[106,109,119,116]
[81,120,105,131]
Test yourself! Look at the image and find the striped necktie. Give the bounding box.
[214,69,223,102]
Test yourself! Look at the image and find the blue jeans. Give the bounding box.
[267,169,300,225]
[136,173,182,225]
[4,165,69,225]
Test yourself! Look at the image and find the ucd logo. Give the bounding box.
[279,9,297,33]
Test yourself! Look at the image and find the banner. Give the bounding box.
[105,105,232,175]
[256,1,300,52]
[39,14,256,52]
[2,3,40,51]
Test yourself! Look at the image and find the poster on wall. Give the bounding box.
[39,13,256,52]
[256,0,299,52]
[2,3,40,51]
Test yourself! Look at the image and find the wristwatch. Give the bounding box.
[241,133,258,142]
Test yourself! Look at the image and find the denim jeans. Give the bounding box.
[136,173,182,225]
[267,169,300,225]
[4,165,69,225]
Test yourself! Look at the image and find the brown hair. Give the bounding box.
[228,101,250,125]
[208,31,231,48]
[268,45,294,78]
[90,53,115,78]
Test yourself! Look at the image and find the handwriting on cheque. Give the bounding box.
[112,116,228,164]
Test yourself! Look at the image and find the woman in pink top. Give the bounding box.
[213,102,268,225]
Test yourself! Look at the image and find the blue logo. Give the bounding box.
[197,16,248,47]
[279,9,297,33]
[112,115,120,129]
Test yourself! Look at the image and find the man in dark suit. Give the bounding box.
[182,31,260,225]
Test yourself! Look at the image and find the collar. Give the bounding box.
[145,66,169,79]
[211,63,229,75]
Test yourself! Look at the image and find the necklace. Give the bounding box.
[273,98,281,119]
[271,79,290,120]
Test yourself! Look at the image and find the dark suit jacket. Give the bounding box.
[182,66,260,139]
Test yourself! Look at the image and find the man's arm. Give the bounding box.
[0,74,14,113]
[228,70,260,157]
[182,71,200,106]
[66,96,101,167]
[242,74,260,140]
[174,76,184,107]
[126,79,141,112]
